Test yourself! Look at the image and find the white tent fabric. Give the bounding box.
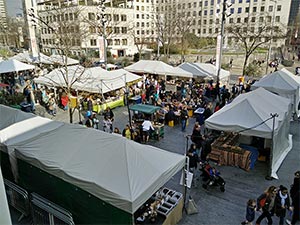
[0,168,12,225]
[205,88,292,179]
[177,62,208,78]
[10,52,53,65]
[125,60,193,78]
[252,68,300,116]
[49,54,79,66]
[192,63,230,81]
[34,66,141,94]
[0,59,35,74]
[0,106,185,214]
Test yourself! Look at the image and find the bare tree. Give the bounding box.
[226,13,285,75]
[33,4,90,123]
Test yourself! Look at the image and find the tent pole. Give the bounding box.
[265,113,278,180]
[182,135,189,213]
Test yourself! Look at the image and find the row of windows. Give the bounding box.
[228,15,280,24]
[136,21,155,27]
[41,13,78,23]
[136,29,155,35]
[202,4,281,16]
[41,25,80,34]
[90,39,128,46]
[136,5,151,11]
[135,37,156,43]
[42,38,81,46]
[88,13,127,22]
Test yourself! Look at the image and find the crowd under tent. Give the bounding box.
[0,59,35,74]
[10,52,53,65]
[205,88,292,179]
[252,68,300,117]
[125,60,193,78]
[0,104,185,224]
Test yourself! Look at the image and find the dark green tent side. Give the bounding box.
[2,156,132,225]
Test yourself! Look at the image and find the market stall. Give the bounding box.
[205,88,292,179]
[207,132,252,171]
[0,104,185,225]
[129,104,164,140]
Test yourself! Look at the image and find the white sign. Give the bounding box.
[215,34,222,71]
[98,36,105,62]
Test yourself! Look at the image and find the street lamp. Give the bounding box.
[97,1,108,70]
[265,0,277,74]
[216,0,232,85]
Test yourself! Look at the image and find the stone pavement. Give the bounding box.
[32,102,300,225]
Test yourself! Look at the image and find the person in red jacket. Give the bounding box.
[61,93,69,111]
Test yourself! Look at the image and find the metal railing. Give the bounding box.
[31,193,75,225]
[4,179,30,221]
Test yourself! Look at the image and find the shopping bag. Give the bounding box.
[186,197,198,215]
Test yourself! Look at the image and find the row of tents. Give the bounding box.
[0,104,185,224]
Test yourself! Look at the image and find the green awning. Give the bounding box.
[129,104,161,114]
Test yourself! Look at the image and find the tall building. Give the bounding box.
[0,0,7,25]
[36,0,157,57]
[288,0,300,25]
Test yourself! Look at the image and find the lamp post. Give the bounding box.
[265,0,277,75]
[216,0,232,85]
[97,0,108,70]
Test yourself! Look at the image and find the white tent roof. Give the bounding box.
[125,60,193,78]
[10,52,53,65]
[49,54,79,66]
[0,105,185,214]
[205,88,290,138]
[34,66,141,94]
[252,68,299,94]
[192,63,230,80]
[177,62,208,78]
[0,59,35,74]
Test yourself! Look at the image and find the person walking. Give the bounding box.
[256,186,277,225]
[274,185,292,225]
[287,171,300,225]
[241,199,256,225]
[180,106,188,132]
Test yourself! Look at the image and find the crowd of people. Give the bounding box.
[240,171,300,225]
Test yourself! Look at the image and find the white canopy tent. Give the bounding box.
[34,66,141,94]
[125,60,193,78]
[177,62,208,78]
[49,54,79,66]
[192,63,230,82]
[0,59,35,74]
[10,52,53,65]
[252,68,300,117]
[205,88,292,179]
[0,105,185,214]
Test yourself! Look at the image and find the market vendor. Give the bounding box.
[142,117,154,143]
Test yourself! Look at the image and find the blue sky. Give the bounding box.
[6,0,23,17]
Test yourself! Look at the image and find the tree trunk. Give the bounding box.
[242,53,250,76]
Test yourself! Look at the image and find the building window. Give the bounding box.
[204,10,207,15]
[113,14,120,21]
[239,0,242,3]
[237,17,241,23]
[136,14,139,19]
[245,7,249,13]
[211,0,214,5]
[251,17,255,22]
[88,13,95,20]
[277,5,281,11]
[229,18,233,23]
[259,17,264,22]
[215,28,218,33]
[122,39,127,45]
[210,9,213,15]
[231,0,235,3]
[121,27,127,33]
[238,7,242,13]
[261,6,265,12]
[115,39,120,45]
[90,39,96,46]
[275,16,280,22]
[209,28,212,34]
[203,29,206,33]
[244,17,248,23]
[203,19,207,24]
[269,5,273,12]
[209,19,213,24]
[121,15,127,21]
[204,1,208,6]
[253,7,257,13]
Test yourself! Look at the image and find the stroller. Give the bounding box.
[200,161,226,192]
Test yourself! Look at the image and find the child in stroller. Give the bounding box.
[200,161,226,192]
